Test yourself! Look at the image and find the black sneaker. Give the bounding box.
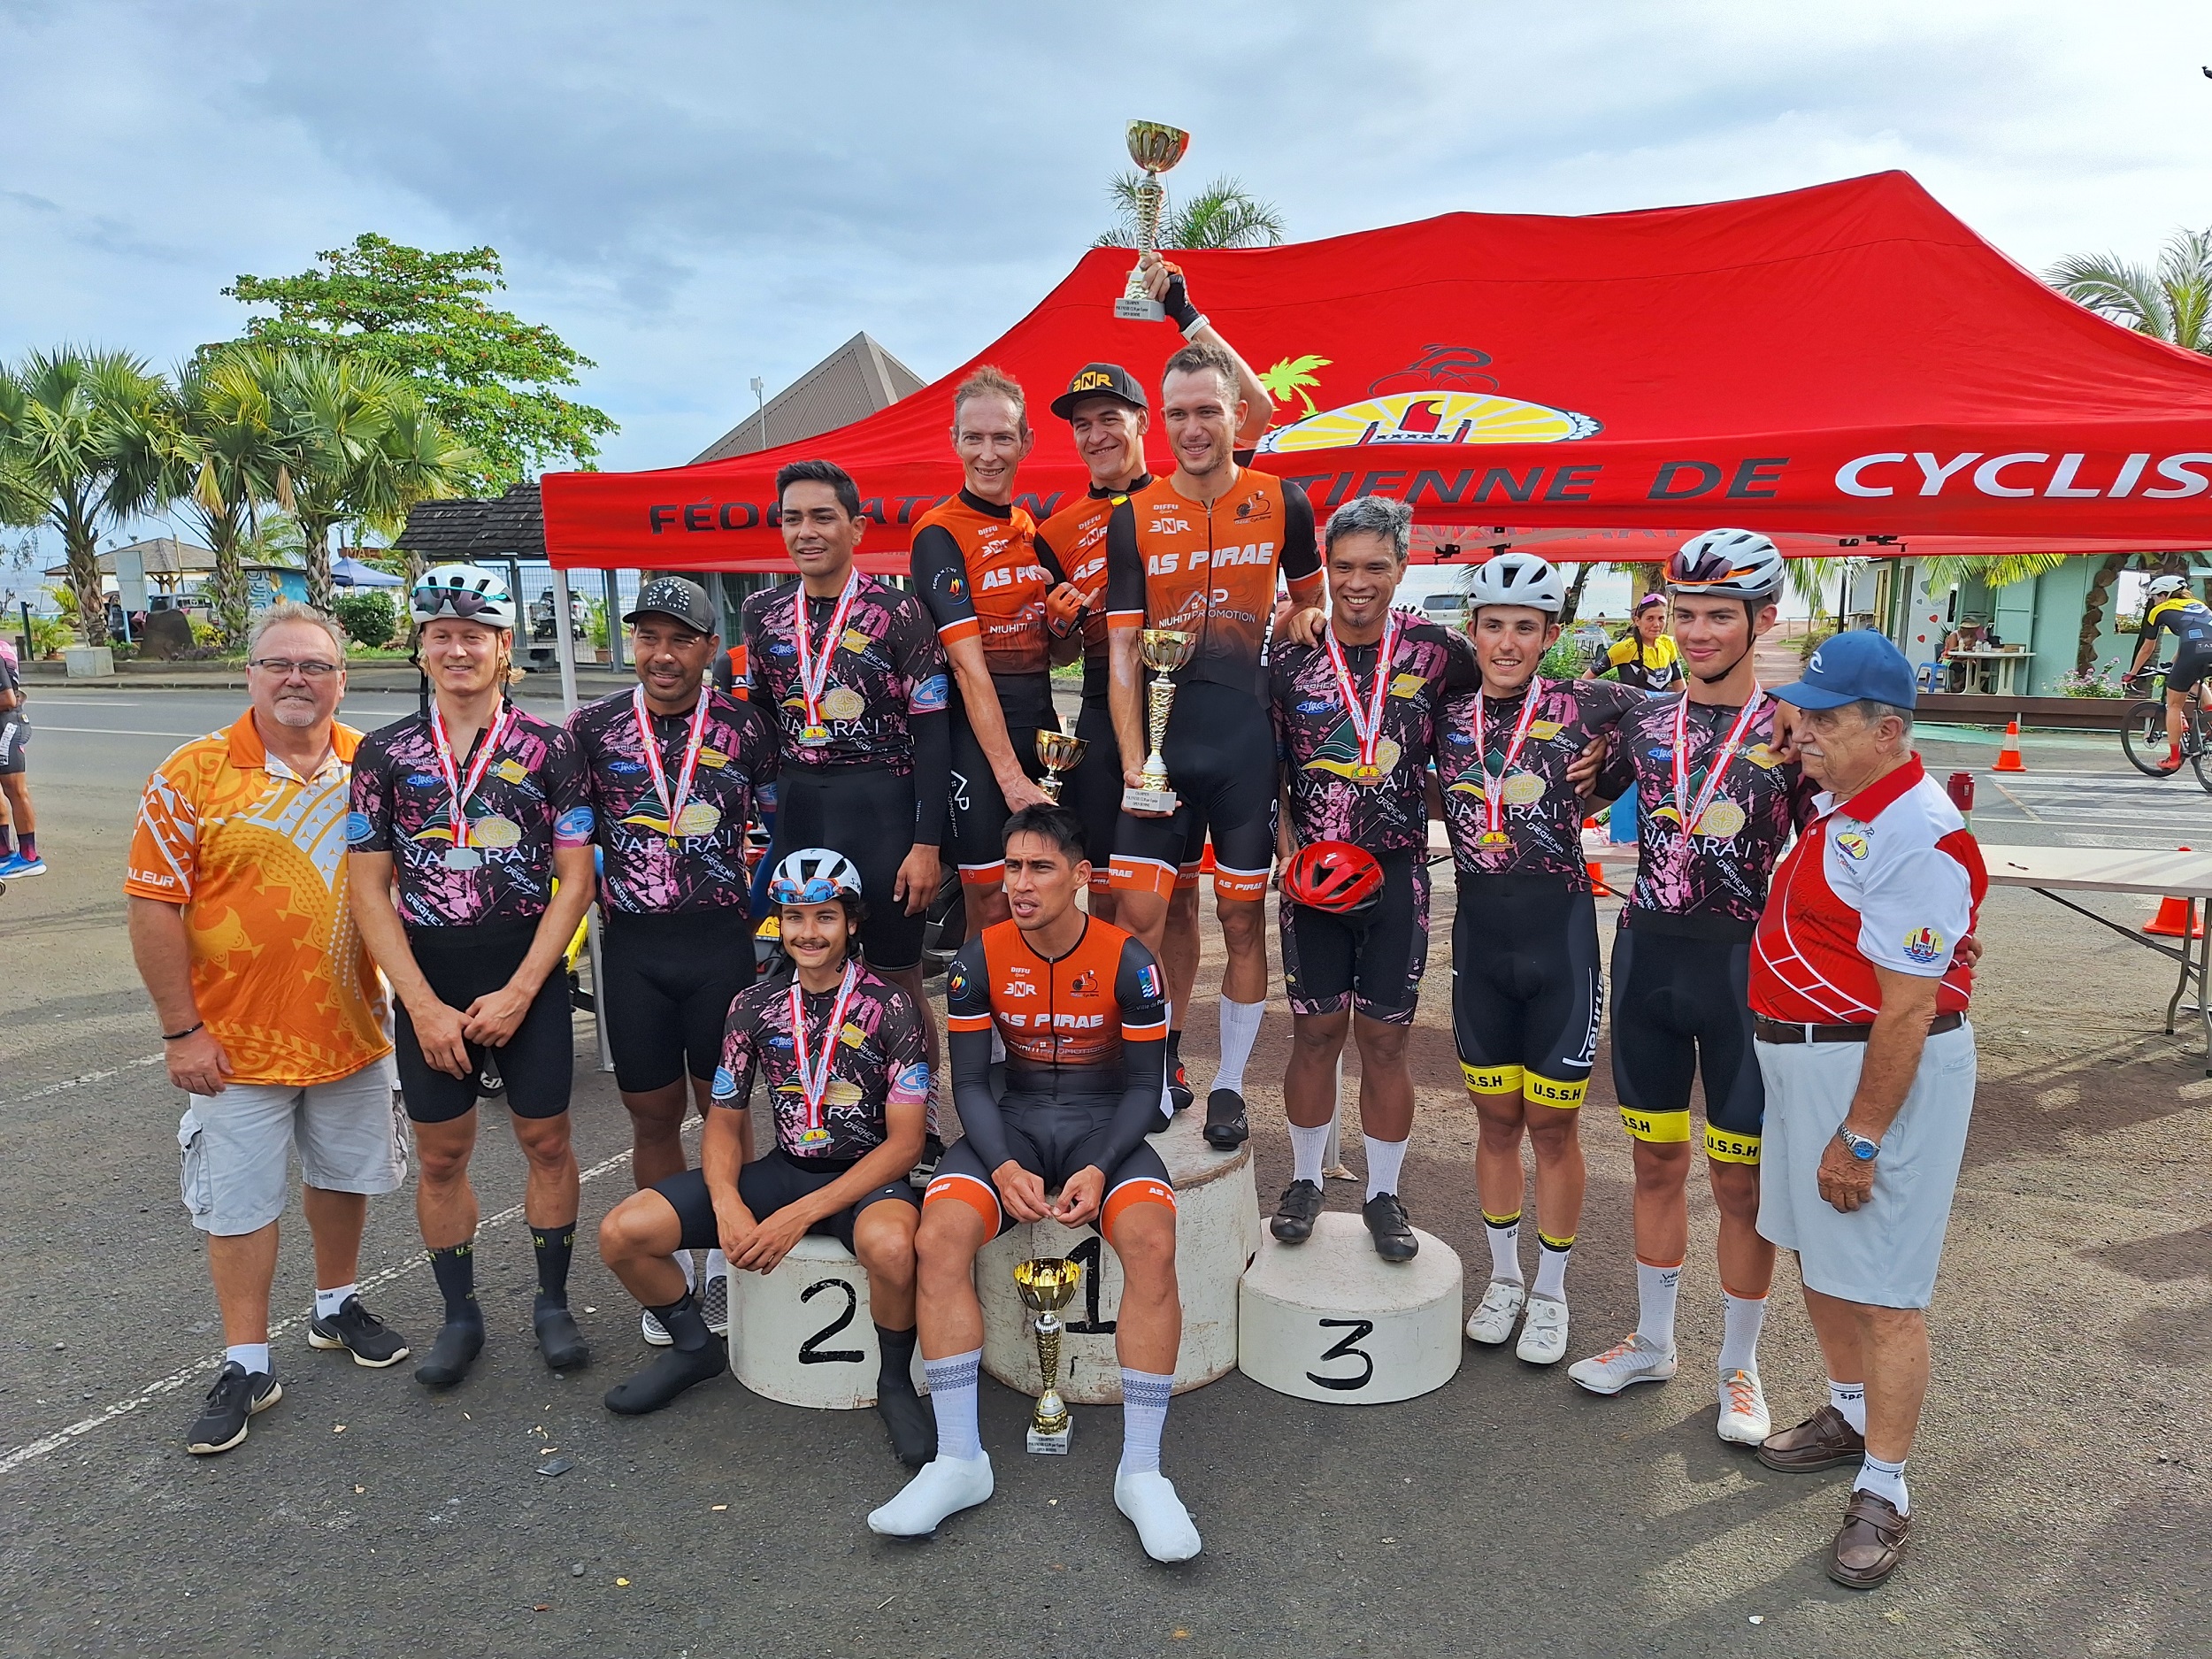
[307,1295,411,1368]
[1203,1087,1248,1149]
[186,1362,281,1455]
[1271,1178,1325,1244]
[1363,1193,1419,1263]
[1166,1048,1194,1114]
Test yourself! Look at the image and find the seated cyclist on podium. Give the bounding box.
[867,803,1200,1563]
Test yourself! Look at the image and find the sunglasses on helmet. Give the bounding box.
[413,584,504,619]
[770,874,849,905]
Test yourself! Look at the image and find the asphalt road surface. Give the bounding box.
[0,686,2206,1657]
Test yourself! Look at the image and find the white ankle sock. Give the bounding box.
[314,1284,356,1319]
[1211,998,1263,1096]
[676,1251,697,1294]
[1484,1210,1524,1283]
[1532,1233,1574,1301]
[1829,1379,1868,1435]
[1854,1452,1909,1515]
[1288,1121,1331,1187]
[1634,1260,1682,1349]
[227,1342,271,1377]
[1718,1292,1767,1376]
[1363,1135,1408,1202]
[1118,1368,1172,1476]
[924,1348,983,1462]
[703,1248,729,1281]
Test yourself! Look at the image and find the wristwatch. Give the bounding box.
[1834,1125,1881,1162]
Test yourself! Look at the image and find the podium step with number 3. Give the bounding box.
[1238,1211,1463,1404]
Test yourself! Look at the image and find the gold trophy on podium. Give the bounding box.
[1113,121,1191,322]
[1122,627,1195,815]
[1013,1256,1083,1454]
[1035,731,1087,803]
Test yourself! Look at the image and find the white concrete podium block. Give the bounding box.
[730,1234,926,1409]
[979,1107,1259,1403]
[1238,1210,1463,1405]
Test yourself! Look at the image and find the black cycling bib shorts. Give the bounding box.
[1110,680,1278,903]
[927,1094,1175,1238]
[650,1149,918,1255]
[394,918,575,1124]
[1280,848,1431,1025]
[1449,876,1603,1111]
[771,764,929,974]
[1609,916,1763,1164]
[946,712,1056,886]
[600,908,757,1094]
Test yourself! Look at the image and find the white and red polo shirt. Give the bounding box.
[1751,755,1986,1024]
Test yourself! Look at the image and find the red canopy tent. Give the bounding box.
[541,171,2212,572]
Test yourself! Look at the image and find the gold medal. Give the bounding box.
[1502,772,1546,806]
[820,685,865,722]
[1480,829,1511,847]
[468,815,522,849]
[673,800,722,837]
[1353,764,1381,783]
[800,724,831,746]
[1693,798,1747,839]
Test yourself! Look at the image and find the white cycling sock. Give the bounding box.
[924,1348,983,1462]
[1829,1378,1868,1435]
[1211,998,1263,1097]
[1484,1210,1525,1284]
[227,1342,271,1377]
[1634,1259,1682,1350]
[1532,1233,1574,1302]
[703,1248,729,1282]
[1718,1291,1767,1376]
[1288,1121,1331,1187]
[1854,1452,1909,1515]
[676,1251,696,1294]
[1118,1368,1172,1476]
[314,1283,356,1319]
[1363,1135,1408,1202]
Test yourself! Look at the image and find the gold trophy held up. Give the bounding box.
[1035,731,1087,803]
[1113,121,1191,322]
[1013,1256,1083,1454]
[1122,627,1194,816]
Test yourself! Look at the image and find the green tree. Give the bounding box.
[150,347,294,649]
[0,348,167,647]
[1095,174,1286,250]
[220,234,614,494]
[330,588,397,650]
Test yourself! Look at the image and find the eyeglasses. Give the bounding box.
[411,585,504,619]
[249,657,342,680]
[769,875,850,905]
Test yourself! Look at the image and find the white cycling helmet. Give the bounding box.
[768,847,864,907]
[2147,573,2191,602]
[1466,552,1566,617]
[411,562,518,629]
[1668,529,1786,600]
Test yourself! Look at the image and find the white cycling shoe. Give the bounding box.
[866,1452,995,1537]
[1515,1294,1570,1364]
[1464,1278,1527,1346]
[1717,1368,1772,1445]
[1115,1469,1202,1563]
[1568,1333,1678,1395]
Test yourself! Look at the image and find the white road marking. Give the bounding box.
[0,1139,649,1478]
[32,725,210,738]
[0,1054,163,1109]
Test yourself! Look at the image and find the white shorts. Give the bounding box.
[178,1064,409,1237]
[1754,1022,1976,1310]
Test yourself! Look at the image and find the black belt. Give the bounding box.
[1755,1012,1964,1045]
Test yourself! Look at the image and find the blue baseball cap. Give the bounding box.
[1772,628,1917,710]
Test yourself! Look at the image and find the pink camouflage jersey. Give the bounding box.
[347,706,593,927]
[1599,693,1818,926]
[709,968,931,1162]
[741,575,949,776]
[566,686,780,916]
[1437,676,1640,886]
[1270,612,1476,853]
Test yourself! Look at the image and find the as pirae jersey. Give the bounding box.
[741,575,949,775]
[2143,596,2212,655]
[567,686,779,916]
[1271,613,1475,853]
[709,967,931,1163]
[348,706,593,928]
[944,918,1167,1098]
[911,488,1064,726]
[1037,477,1148,701]
[1601,694,1817,928]
[1104,467,1323,695]
[1438,677,1640,885]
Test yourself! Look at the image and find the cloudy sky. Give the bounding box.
[4,0,2208,505]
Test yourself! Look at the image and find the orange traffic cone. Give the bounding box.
[1993,718,2026,772]
[1587,858,1615,898]
[2147,846,2206,938]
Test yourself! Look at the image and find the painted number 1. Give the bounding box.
[1064,1235,1118,1336]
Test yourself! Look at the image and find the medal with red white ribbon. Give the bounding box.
[1324,611,1400,784]
[787,961,861,1151]
[1472,677,1545,846]
[793,571,861,746]
[632,685,716,850]
[1670,692,1765,854]
[428,700,513,870]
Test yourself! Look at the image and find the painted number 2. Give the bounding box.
[798,1278,865,1364]
[1305,1317,1375,1392]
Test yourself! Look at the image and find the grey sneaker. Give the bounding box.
[307,1295,411,1368]
[186,1362,280,1455]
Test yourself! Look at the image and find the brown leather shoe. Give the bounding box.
[1755,1404,1865,1472]
[1828,1488,1910,1588]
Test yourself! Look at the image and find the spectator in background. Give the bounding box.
[1586,592,1684,694]
[0,633,37,877]
[126,601,411,1455]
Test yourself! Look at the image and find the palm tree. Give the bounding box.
[270,351,401,612]
[0,348,167,646]
[1095,173,1286,250]
[343,389,477,595]
[154,347,292,650]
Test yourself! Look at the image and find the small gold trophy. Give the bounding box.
[1013,1256,1083,1454]
[1123,627,1195,815]
[1114,120,1192,322]
[1035,731,1087,803]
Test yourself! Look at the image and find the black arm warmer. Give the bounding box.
[947,1023,1013,1171]
[909,707,949,847]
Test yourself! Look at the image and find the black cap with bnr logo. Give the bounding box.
[1049,362,1148,419]
[624,576,717,634]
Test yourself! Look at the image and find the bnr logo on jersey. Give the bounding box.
[1002,979,1039,998]
[1150,517,1192,535]
[1902,926,1945,964]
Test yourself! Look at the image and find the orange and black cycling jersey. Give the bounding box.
[1103,467,1323,695]
[1037,475,1149,701]
[912,489,1066,727]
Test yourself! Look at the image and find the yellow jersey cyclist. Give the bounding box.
[1586,592,1684,693]
[2126,573,2212,772]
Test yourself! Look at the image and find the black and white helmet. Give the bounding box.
[1668,529,1786,600]
[768,847,864,907]
[1466,552,1566,616]
[411,563,518,629]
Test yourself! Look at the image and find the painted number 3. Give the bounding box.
[1305,1317,1375,1392]
[798,1278,865,1364]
